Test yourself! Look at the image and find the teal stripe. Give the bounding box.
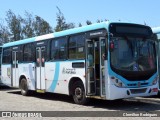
[49,62,60,92]
[3,37,36,48]
[53,22,108,38]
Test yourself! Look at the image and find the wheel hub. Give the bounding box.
[75,87,82,99]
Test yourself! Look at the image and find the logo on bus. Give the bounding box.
[62,68,76,74]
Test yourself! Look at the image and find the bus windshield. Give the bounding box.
[110,36,156,72]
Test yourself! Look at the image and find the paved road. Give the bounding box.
[0,86,160,119]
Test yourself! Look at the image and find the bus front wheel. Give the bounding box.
[72,81,88,105]
[20,78,29,96]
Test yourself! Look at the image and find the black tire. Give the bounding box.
[20,78,29,96]
[72,81,88,105]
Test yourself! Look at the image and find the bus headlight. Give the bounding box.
[111,77,126,88]
[152,76,159,85]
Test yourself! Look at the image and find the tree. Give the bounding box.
[22,11,35,38]
[78,23,82,27]
[97,19,101,23]
[86,20,92,25]
[4,10,53,42]
[54,6,75,32]
[33,15,53,36]
[96,19,104,23]
[5,9,23,41]
[0,23,10,44]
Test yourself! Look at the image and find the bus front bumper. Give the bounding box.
[106,83,158,100]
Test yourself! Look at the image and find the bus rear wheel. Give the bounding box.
[20,78,29,96]
[72,81,88,105]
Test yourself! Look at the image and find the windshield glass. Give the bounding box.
[111,37,156,71]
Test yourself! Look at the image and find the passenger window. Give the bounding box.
[2,48,11,64]
[51,38,67,60]
[69,34,85,59]
[23,43,35,62]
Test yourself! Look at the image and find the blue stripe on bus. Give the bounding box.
[3,37,36,48]
[53,22,108,38]
[49,62,60,92]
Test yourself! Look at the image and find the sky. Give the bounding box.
[0,0,160,28]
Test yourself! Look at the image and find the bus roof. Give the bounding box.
[3,22,110,48]
[3,21,148,48]
[152,27,160,34]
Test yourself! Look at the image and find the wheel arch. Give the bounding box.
[68,77,85,96]
[19,75,27,88]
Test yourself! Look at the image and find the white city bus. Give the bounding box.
[1,22,159,104]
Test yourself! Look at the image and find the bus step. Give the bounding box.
[36,89,45,93]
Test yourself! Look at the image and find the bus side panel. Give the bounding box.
[1,65,12,86]
[13,67,19,87]
[46,61,85,95]
[18,63,36,90]
[45,62,56,92]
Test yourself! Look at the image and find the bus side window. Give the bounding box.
[69,34,85,59]
[2,48,11,64]
[51,38,67,60]
[23,43,35,62]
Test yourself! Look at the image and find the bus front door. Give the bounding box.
[86,37,106,96]
[36,46,46,91]
[99,37,106,96]
[86,40,96,95]
[12,51,19,87]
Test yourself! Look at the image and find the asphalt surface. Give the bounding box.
[0,86,160,119]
